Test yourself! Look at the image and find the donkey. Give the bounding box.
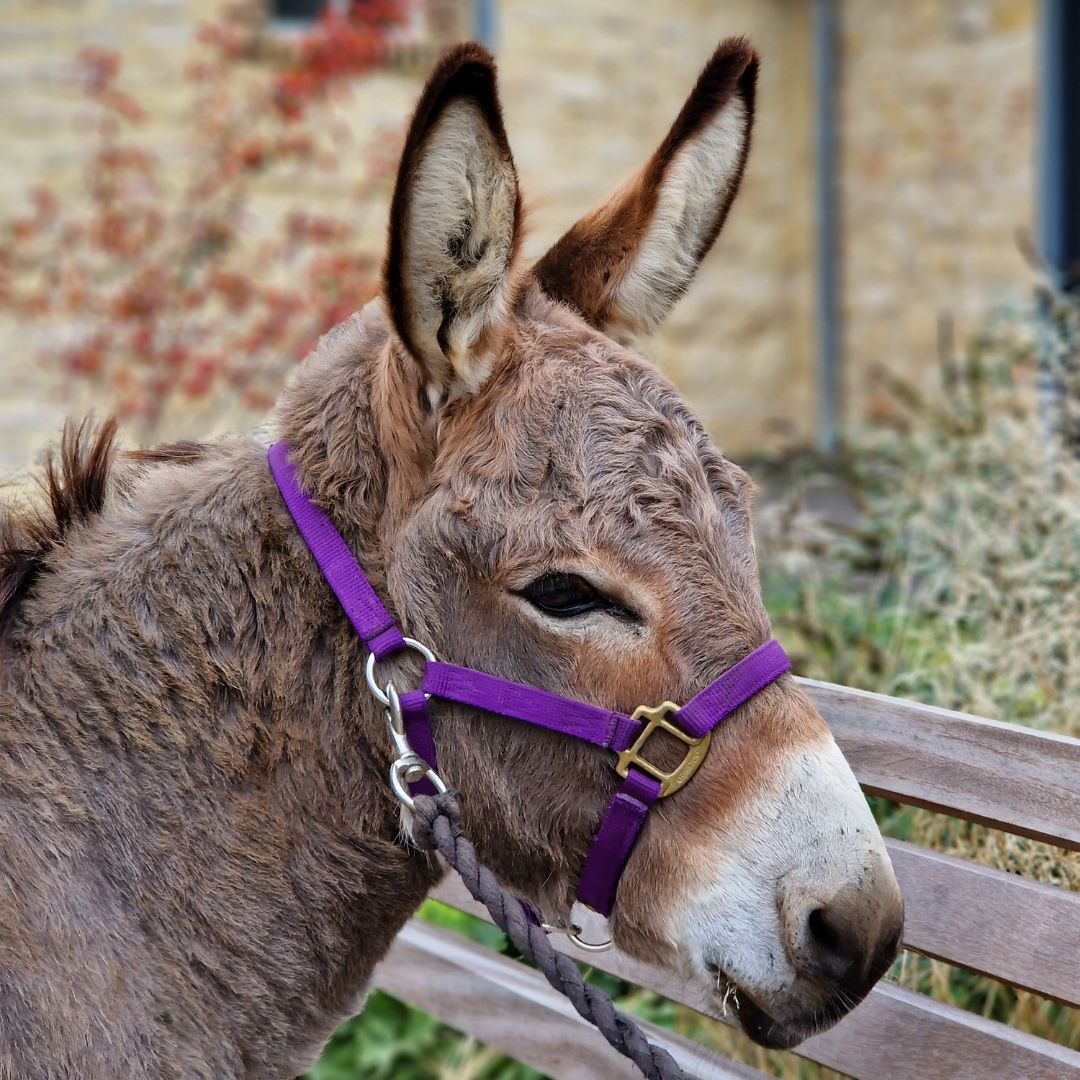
[0,38,902,1079]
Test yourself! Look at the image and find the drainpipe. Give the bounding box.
[472,0,496,49]
[812,0,841,456]
[1038,0,1080,290]
[1036,0,1080,453]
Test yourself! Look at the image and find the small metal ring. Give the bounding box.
[540,916,614,953]
[390,754,447,811]
[564,901,614,952]
[365,638,436,706]
[567,929,614,953]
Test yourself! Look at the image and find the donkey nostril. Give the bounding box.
[807,908,839,952]
[804,904,859,982]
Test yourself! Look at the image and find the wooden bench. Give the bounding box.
[373,677,1080,1079]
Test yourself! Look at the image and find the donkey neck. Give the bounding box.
[273,301,443,747]
[275,302,436,574]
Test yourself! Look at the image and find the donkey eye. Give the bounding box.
[519,573,635,621]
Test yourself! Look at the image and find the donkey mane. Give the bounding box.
[0,417,119,645]
[0,421,211,647]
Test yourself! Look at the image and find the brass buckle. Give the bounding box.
[615,702,711,798]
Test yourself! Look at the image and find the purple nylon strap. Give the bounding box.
[576,640,792,916]
[673,639,791,737]
[422,662,641,752]
[267,442,792,926]
[576,770,661,913]
[267,441,405,660]
[268,443,436,797]
[400,689,438,797]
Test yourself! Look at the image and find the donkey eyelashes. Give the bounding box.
[518,572,640,622]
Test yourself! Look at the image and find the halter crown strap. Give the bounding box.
[267,442,791,928]
[268,441,405,660]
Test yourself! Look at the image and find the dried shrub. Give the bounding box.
[749,288,1080,1070]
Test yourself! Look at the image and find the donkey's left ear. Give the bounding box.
[534,38,757,340]
[383,43,522,402]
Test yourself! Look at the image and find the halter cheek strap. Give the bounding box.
[268,442,791,930]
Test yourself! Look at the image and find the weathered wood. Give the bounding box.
[795,979,1080,1079]
[375,919,768,1080]
[886,838,1080,1007]
[800,677,1080,849]
[427,878,1080,1080]
[435,842,1080,1012]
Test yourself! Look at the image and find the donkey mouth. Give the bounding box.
[731,994,806,1050]
[704,963,819,1050]
[730,984,864,1050]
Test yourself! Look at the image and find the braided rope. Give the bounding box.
[411,792,690,1080]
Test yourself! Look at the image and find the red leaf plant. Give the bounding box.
[0,0,410,439]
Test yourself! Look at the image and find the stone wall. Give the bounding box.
[498,0,817,456]
[0,0,1039,475]
[1,0,217,475]
[838,0,1035,423]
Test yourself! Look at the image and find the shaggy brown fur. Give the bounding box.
[0,40,899,1078]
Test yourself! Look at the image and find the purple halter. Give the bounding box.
[268,442,790,939]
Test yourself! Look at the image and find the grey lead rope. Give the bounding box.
[410,791,690,1080]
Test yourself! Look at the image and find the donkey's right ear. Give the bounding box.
[383,44,522,405]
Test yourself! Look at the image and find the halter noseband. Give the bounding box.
[268,442,790,948]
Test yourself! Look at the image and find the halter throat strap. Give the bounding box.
[267,442,791,925]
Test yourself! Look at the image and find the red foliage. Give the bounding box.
[0,1,409,437]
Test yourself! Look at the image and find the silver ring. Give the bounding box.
[567,929,614,953]
[365,638,436,706]
[540,917,614,953]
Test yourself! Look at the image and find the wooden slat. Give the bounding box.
[429,878,1080,1080]
[375,920,767,1080]
[800,677,1080,849]
[887,838,1080,1007]
[433,838,1080,1012]
[796,980,1080,1079]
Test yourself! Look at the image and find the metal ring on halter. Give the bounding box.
[365,638,436,706]
[390,753,447,812]
[568,928,614,952]
[541,903,614,952]
[567,901,614,952]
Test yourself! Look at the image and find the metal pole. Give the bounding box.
[472,0,497,50]
[1038,0,1080,291]
[812,0,841,456]
[1036,0,1080,454]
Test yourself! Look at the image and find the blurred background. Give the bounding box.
[2,1,1078,1077]
[0,0,1055,468]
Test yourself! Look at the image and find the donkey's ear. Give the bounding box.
[383,43,522,401]
[534,38,757,339]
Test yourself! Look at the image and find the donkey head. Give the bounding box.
[346,40,902,1047]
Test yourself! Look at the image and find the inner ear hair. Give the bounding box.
[383,43,523,400]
